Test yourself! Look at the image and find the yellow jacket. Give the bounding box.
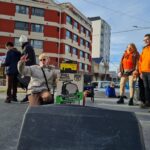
[139,45,150,73]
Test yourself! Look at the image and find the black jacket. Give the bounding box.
[3,48,21,75]
[22,42,36,66]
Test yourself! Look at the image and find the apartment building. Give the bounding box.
[89,17,111,66]
[89,17,111,80]
[0,0,92,72]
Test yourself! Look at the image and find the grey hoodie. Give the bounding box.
[18,61,59,94]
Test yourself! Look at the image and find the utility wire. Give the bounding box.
[82,0,150,24]
[92,27,150,36]
[112,27,150,34]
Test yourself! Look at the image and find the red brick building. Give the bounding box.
[0,0,92,72]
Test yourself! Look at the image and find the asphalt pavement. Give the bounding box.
[0,93,27,150]
[86,97,150,150]
[0,92,150,150]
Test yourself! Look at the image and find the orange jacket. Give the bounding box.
[119,50,140,73]
[139,45,150,73]
[122,52,134,70]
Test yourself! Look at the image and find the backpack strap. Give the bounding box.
[41,67,50,92]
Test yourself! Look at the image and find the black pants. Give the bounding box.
[142,72,150,103]
[6,75,18,99]
[138,77,145,103]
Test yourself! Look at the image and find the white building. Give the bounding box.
[89,17,111,67]
[89,17,111,80]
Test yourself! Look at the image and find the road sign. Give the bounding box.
[60,62,77,73]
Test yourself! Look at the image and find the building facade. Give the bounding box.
[0,0,92,72]
[89,17,111,68]
[89,16,111,80]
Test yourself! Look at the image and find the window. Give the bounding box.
[80,38,84,46]
[79,63,82,70]
[15,21,29,30]
[73,34,78,42]
[80,51,84,58]
[14,37,20,47]
[65,45,71,53]
[72,47,77,55]
[16,5,29,14]
[85,53,89,59]
[101,40,104,46]
[32,7,44,16]
[86,30,90,37]
[74,21,78,29]
[79,62,84,70]
[31,24,43,32]
[85,41,90,48]
[30,40,43,49]
[81,26,84,33]
[66,15,72,24]
[85,64,88,71]
[66,30,71,39]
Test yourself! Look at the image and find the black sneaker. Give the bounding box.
[5,98,11,103]
[117,97,124,104]
[128,98,134,106]
[12,98,18,102]
[140,103,147,109]
[20,96,29,103]
[145,101,150,107]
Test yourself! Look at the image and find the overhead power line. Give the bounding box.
[92,27,150,36]
[82,0,150,24]
[112,27,150,34]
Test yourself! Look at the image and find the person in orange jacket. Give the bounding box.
[139,34,150,108]
[117,43,140,105]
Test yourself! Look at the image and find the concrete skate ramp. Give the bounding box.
[17,105,145,150]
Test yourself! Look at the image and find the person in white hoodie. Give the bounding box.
[18,53,58,106]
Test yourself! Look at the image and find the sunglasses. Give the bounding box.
[40,59,46,61]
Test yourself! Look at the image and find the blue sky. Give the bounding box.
[56,0,150,71]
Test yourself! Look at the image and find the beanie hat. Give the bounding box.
[19,35,28,43]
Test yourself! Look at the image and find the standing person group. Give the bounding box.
[1,34,36,103]
[2,35,57,106]
[117,34,150,110]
